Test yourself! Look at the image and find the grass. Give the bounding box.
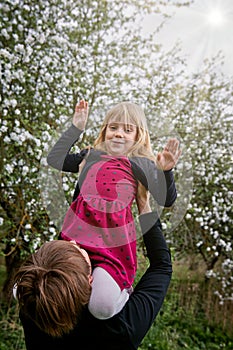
[0,302,26,350]
[139,287,233,350]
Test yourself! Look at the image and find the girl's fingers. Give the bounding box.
[75,100,88,111]
[80,100,88,109]
[165,138,180,154]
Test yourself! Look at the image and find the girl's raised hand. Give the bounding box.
[72,100,89,130]
[156,138,181,171]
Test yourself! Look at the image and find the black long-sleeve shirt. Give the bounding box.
[20,212,172,350]
[47,124,177,207]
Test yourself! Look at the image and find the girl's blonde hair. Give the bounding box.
[94,102,156,162]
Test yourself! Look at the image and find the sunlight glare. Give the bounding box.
[206,9,225,26]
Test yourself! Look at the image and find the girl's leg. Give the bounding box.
[88,267,130,320]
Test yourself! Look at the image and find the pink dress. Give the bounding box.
[61,155,138,290]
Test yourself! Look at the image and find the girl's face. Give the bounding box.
[104,121,137,156]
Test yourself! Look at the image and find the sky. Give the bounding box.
[141,0,233,76]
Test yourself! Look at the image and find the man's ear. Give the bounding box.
[89,275,93,285]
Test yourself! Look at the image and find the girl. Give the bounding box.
[47,100,180,319]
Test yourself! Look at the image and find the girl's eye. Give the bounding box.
[108,124,135,133]
[125,126,134,133]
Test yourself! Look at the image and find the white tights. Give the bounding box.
[88,267,130,320]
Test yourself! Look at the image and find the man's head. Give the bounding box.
[14,240,92,337]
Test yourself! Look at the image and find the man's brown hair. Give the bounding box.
[14,240,92,337]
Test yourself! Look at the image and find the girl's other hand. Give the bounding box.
[156,138,181,171]
[73,100,89,130]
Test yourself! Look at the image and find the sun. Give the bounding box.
[140,0,233,75]
[206,8,226,27]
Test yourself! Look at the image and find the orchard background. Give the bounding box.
[0,1,232,349]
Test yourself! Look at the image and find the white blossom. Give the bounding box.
[3,136,11,143]
[22,166,29,176]
[49,227,56,234]
[15,44,25,54]
[0,125,8,132]
[25,223,32,230]
[5,164,14,174]
[63,183,69,191]
[1,28,10,40]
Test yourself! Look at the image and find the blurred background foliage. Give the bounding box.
[0,0,232,348]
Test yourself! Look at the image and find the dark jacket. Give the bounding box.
[20,212,172,350]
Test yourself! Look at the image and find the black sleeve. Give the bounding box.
[119,212,172,349]
[146,159,177,207]
[157,169,177,207]
[130,157,177,207]
[47,124,87,173]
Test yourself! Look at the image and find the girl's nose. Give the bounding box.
[114,128,124,137]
